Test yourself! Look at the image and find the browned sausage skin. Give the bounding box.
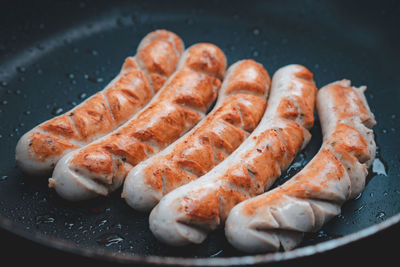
[15,30,184,176]
[225,79,376,253]
[122,59,271,211]
[149,64,317,246]
[49,43,227,201]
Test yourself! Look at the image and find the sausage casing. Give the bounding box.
[49,43,227,201]
[16,30,184,176]
[149,64,317,246]
[225,79,376,252]
[122,59,271,211]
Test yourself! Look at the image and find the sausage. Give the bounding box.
[225,79,376,253]
[122,59,271,211]
[49,43,227,201]
[15,30,184,176]
[149,64,317,246]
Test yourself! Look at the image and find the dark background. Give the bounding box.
[0,0,399,266]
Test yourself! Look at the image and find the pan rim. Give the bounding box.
[1,211,399,266]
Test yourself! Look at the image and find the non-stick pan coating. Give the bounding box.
[0,1,399,266]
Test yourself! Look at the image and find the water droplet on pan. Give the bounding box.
[372,158,387,176]
[51,107,63,116]
[78,92,87,100]
[36,214,55,224]
[95,233,124,247]
[210,249,223,258]
[16,66,26,73]
[376,211,386,219]
[84,74,104,83]
[251,27,260,36]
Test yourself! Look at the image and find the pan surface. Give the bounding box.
[0,0,399,265]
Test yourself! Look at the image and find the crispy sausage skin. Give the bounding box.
[122,60,271,211]
[225,79,376,253]
[49,43,227,201]
[15,30,184,176]
[149,64,317,246]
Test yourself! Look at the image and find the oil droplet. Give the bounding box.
[337,214,345,219]
[16,66,26,73]
[66,73,75,80]
[51,107,64,116]
[376,211,386,219]
[65,222,74,229]
[36,214,56,224]
[24,110,31,115]
[79,92,87,100]
[210,250,223,258]
[372,158,387,176]
[1,175,8,181]
[97,218,108,227]
[84,75,104,83]
[354,205,364,213]
[95,233,124,247]
[252,27,260,36]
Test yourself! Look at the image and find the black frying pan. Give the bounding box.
[1,1,399,266]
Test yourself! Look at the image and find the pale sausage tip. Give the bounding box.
[149,204,201,246]
[50,152,101,201]
[122,167,161,212]
[15,131,53,176]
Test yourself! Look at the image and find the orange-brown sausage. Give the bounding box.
[122,59,271,211]
[15,30,184,176]
[49,43,227,201]
[225,80,376,253]
[149,64,317,246]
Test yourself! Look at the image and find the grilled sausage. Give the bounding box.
[15,30,184,176]
[225,79,376,253]
[149,64,317,246]
[49,43,227,201]
[122,59,271,211]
